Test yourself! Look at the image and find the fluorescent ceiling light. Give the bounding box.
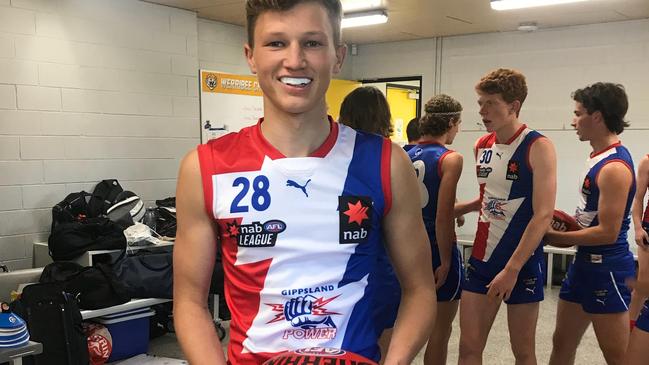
[342,10,388,28]
[491,0,589,11]
[342,0,382,12]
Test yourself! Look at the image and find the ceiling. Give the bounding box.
[145,0,649,44]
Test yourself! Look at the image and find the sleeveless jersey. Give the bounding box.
[574,142,636,254]
[408,142,454,241]
[472,125,544,274]
[197,120,392,364]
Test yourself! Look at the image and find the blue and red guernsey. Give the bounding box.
[472,125,544,276]
[197,119,392,364]
[408,142,454,239]
[574,142,636,254]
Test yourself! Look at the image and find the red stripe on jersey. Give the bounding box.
[594,158,633,188]
[197,144,216,220]
[310,119,338,158]
[501,124,527,145]
[473,221,490,260]
[643,204,649,224]
[474,133,496,159]
[525,135,544,171]
[381,138,392,216]
[216,217,272,365]
[472,183,488,260]
[252,117,339,159]
[437,150,454,177]
[590,141,622,158]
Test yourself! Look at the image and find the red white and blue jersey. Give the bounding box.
[197,119,391,364]
[574,142,636,254]
[472,125,544,275]
[408,142,454,240]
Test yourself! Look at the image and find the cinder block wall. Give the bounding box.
[0,0,249,269]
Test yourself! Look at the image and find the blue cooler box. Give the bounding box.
[95,307,155,362]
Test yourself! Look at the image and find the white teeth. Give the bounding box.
[280,77,311,86]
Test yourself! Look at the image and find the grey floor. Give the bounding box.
[148,288,608,364]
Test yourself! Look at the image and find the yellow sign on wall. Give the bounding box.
[387,86,417,143]
[201,71,263,96]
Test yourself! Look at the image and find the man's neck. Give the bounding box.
[589,133,620,155]
[495,120,523,144]
[260,101,331,158]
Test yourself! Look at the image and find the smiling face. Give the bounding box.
[244,2,346,117]
[477,91,518,133]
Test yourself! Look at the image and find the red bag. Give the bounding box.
[84,323,113,365]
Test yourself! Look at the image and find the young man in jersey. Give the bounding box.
[408,94,465,365]
[630,154,649,325]
[625,153,649,364]
[545,83,636,365]
[458,68,557,365]
[172,1,436,364]
[404,117,421,152]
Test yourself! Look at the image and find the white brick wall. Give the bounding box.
[0,0,249,269]
[0,85,16,110]
[198,19,251,74]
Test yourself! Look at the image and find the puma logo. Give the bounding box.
[496,152,503,159]
[286,179,312,197]
[596,298,607,306]
[525,287,536,295]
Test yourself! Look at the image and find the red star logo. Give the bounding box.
[508,162,518,173]
[344,200,369,226]
[583,177,591,189]
[226,220,239,237]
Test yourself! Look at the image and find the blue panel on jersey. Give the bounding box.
[337,131,386,361]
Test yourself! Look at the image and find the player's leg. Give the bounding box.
[590,312,629,364]
[424,301,458,365]
[625,301,649,365]
[630,249,649,324]
[458,290,500,365]
[505,265,544,365]
[625,327,649,365]
[506,302,539,365]
[548,299,591,365]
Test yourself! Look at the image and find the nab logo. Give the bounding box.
[338,196,372,244]
[506,160,520,181]
[227,219,286,248]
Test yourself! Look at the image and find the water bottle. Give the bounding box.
[142,207,157,232]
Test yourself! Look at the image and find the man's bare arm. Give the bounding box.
[546,161,633,247]
[383,143,436,365]
[632,156,649,249]
[435,152,463,288]
[173,150,226,364]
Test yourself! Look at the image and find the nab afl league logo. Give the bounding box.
[205,73,217,90]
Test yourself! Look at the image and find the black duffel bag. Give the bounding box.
[111,250,173,299]
[39,261,131,310]
[49,217,126,261]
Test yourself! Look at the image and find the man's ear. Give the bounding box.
[332,44,347,75]
[592,110,604,124]
[244,44,257,74]
[510,100,521,116]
